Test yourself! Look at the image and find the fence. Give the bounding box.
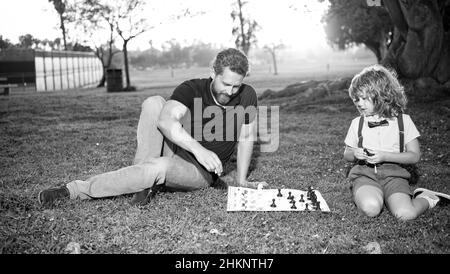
[0,49,103,93]
[34,50,103,92]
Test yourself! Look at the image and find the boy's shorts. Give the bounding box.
[348,163,412,200]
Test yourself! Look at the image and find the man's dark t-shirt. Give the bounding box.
[170,78,257,164]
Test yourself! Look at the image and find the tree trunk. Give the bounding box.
[59,13,67,51]
[365,41,382,63]
[97,71,106,88]
[271,51,278,75]
[382,0,450,83]
[123,40,131,89]
[237,0,249,56]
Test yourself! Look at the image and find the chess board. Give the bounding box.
[227,186,330,212]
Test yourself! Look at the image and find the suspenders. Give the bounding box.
[352,113,418,184]
[398,113,405,153]
[357,115,364,149]
[357,113,404,151]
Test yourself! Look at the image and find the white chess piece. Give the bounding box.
[257,182,267,190]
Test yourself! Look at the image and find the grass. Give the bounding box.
[0,62,449,254]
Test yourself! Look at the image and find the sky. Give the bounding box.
[0,0,330,52]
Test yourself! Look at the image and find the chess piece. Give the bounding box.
[277,189,282,197]
[270,199,276,208]
[287,192,293,199]
[291,201,297,210]
[305,203,309,210]
[299,194,305,203]
[315,201,321,210]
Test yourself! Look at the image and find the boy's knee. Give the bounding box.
[142,96,165,110]
[359,200,383,217]
[392,208,417,221]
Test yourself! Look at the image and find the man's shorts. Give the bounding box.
[348,163,412,200]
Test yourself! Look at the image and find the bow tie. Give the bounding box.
[368,120,389,128]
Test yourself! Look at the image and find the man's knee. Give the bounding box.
[142,96,166,111]
[141,157,170,170]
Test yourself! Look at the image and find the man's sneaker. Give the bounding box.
[130,188,152,206]
[413,188,450,209]
[38,186,70,207]
[130,184,162,206]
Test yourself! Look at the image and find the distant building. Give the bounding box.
[0,49,103,92]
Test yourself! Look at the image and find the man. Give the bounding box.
[38,48,266,207]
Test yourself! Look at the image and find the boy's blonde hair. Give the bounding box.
[348,64,407,118]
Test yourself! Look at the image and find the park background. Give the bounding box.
[0,0,449,254]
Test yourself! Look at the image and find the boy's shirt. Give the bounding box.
[344,114,420,152]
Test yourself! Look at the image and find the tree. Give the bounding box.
[322,0,450,83]
[191,42,218,67]
[48,0,75,50]
[18,34,40,49]
[264,43,285,75]
[114,0,197,89]
[322,0,392,62]
[382,0,450,83]
[0,36,14,50]
[231,0,260,56]
[115,0,149,90]
[77,0,122,87]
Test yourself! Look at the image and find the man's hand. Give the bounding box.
[193,146,223,175]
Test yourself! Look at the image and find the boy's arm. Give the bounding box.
[344,146,367,162]
[365,138,421,164]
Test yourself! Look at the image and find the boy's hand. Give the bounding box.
[353,148,367,160]
[365,149,385,164]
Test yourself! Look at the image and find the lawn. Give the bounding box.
[0,61,449,254]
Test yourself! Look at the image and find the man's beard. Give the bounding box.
[212,90,231,104]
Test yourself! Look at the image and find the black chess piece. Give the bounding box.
[305,203,309,210]
[299,194,305,203]
[315,201,321,210]
[270,199,276,208]
[291,201,297,210]
[277,189,282,197]
[287,192,293,199]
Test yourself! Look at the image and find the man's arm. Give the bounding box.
[158,100,223,174]
[236,119,268,188]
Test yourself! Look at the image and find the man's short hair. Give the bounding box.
[212,48,249,76]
